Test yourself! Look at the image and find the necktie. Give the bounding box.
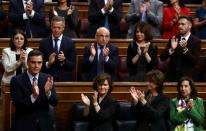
[32,76,37,85]
[104,15,110,30]
[54,38,59,55]
[97,47,104,74]
[141,3,146,22]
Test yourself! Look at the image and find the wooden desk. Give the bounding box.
[2,82,206,131]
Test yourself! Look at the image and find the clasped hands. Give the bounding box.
[48,51,66,66]
[90,43,110,58]
[25,0,33,16]
[103,0,113,12]
[129,87,146,105]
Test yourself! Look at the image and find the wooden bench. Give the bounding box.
[0,38,206,81]
[2,82,206,131]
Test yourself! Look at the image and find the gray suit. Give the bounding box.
[126,0,163,38]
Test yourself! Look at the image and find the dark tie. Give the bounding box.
[104,15,110,30]
[32,76,37,85]
[54,38,59,55]
[97,47,104,74]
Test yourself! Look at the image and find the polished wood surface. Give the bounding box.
[2,82,206,131]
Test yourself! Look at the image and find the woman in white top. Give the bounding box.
[1,29,33,84]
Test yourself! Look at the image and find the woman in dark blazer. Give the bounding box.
[130,69,171,131]
[127,22,157,82]
[81,73,117,131]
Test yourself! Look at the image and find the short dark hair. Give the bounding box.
[27,50,43,62]
[10,29,28,51]
[92,73,113,94]
[133,22,153,43]
[145,69,165,93]
[177,77,197,99]
[51,16,65,25]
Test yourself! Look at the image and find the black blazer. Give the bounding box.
[87,0,122,38]
[88,95,117,131]
[8,0,46,37]
[10,72,58,131]
[39,35,76,81]
[131,92,170,131]
[160,34,201,81]
[81,43,119,81]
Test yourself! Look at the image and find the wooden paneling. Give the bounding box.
[2,82,206,131]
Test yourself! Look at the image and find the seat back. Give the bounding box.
[71,102,89,131]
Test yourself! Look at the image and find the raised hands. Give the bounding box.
[67,5,74,15]
[104,0,113,12]
[103,48,110,58]
[129,87,146,105]
[44,76,54,95]
[52,6,58,16]
[171,36,178,50]
[32,78,39,98]
[25,0,33,16]
[81,93,90,106]
[90,43,96,57]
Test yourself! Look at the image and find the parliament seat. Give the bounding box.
[71,102,89,131]
[114,101,137,131]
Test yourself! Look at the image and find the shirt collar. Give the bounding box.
[52,34,63,41]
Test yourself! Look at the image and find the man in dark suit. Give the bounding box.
[82,27,119,81]
[39,16,76,82]
[87,0,122,38]
[10,50,58,131]
[8,0,46,38]
[160,16,201,81]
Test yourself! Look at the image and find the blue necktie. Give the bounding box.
[97,47,104,74]
[141,3,146,22]
[54,38,59,55]
[104,15,110,30]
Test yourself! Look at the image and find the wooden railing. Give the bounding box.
[2,82,206,131]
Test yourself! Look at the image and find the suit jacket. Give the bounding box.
[39,35,76,82]
[160,34,201,81]
[1,47,33,84]
[10,72,58,131]
[8,0,46,38]
[162,6,190,39]
[131,91,170,131]
[87,0,122,38]
[88,95,117,131]
[127,42,157,81]
[170,97,205,131]
[82,43,119,81]
[126,0,163,38]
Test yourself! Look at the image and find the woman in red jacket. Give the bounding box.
[162,0,190,39]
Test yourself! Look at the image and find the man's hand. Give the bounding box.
[26,0,33,16]
[58,51,66,62]
[32,78,39,98]
[44,76,53,95]
[48,53,56,66]
[90,43,96,57]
